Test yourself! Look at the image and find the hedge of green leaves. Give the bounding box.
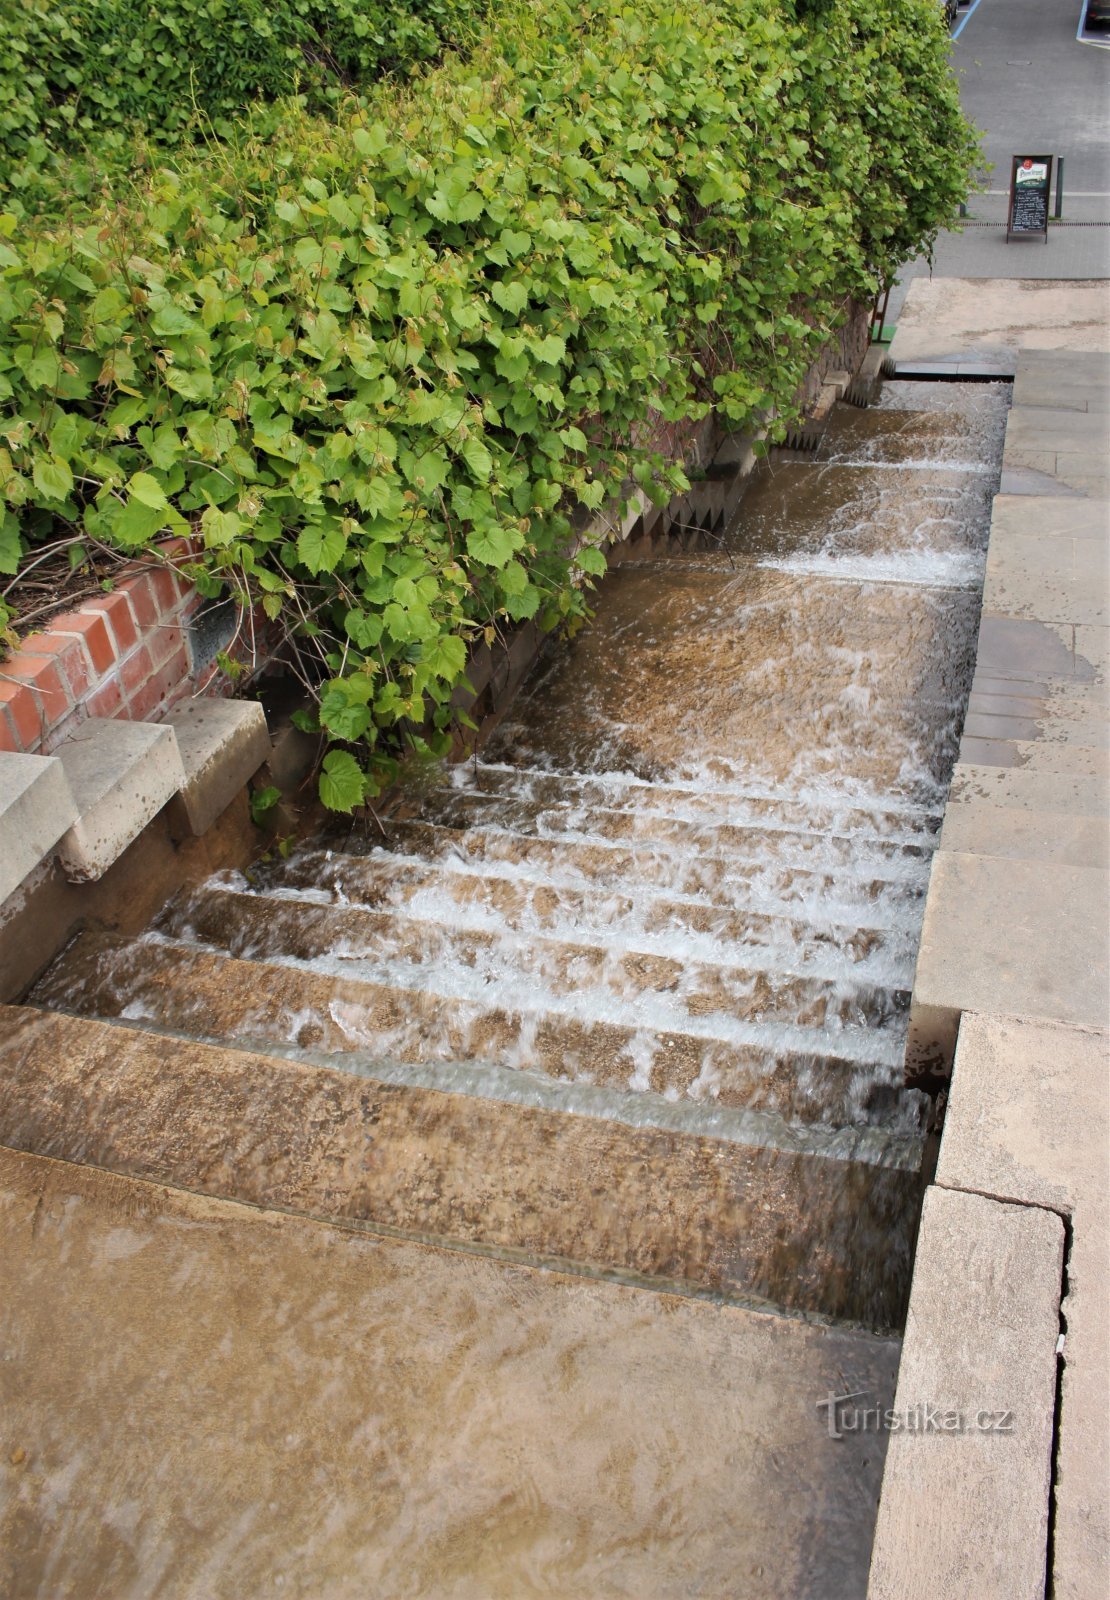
[0,0,484,197]
[0,0,976,809]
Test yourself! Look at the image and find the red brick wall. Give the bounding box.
[0,543,261,756]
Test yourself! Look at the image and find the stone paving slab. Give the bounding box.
[886,280,1110,367]
[0,1146,899,1600]
[947,760,1108,818]
[958,736,1109,778]
[973,614,1098,686]
[867,1186,1064,1600]
[936,1015,1110,1600]
[913,852,1109,1034]
[939,801,1108,869]
[1012,351,1110,412]
[982,532,1109,626]
[1005,407,1110,455]
[988,494,1109,540]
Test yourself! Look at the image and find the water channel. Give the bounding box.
[28,376,1011,1593]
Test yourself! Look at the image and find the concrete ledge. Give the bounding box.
[166,699,272,837]
[0,753,79,904]
[936,1014,1109,1600]
[55,718,186,882]
[912,851,1109,1038]
[867,1187,1064,1600]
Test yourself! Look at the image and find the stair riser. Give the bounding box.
[33,937,925,1132]
[387,791,935,875]
[448,762,944,843]
[322,841,927,937]
[0,1006,921,1329]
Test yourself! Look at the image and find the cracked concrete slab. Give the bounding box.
[867,1187,1064,1600]
[936,1015,1109,1600]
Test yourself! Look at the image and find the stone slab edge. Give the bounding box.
[0,752,79,905]
[867,1186,1064,1600]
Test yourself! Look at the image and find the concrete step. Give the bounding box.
[31,932,925,1131]
[387,781,936,877]
[0,1006,921,1328]
[344,818,929,933]
[452,760,944,845]
[0,1143,900,1596]
[53,716,186,881]
[159,884,911,1037]
[249,847,921,988]
[165,698,272,836]
[0,751,78,902]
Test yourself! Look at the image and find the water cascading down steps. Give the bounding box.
[2,380,1009,1591]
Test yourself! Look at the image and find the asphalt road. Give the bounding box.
[888,0,1110,318]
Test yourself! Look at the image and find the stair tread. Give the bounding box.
[0,1005,920,1329]
[445,759,945,840]
[33,932,925,1132]
[0,1142,900,1600]
[385,784,937,870]
[330,821,928,938]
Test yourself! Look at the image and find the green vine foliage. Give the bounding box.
[0,0,977,809]
[0,0,485,198]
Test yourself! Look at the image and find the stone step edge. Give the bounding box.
[294,843,926,940]
[165,883,916,1003]
[389,787,937,862]
[0,1006,922,1330]
[96,927,910,1072]
[451,759,947,832]
[253,847,926,949]
[348,819,933,900]
[0,702,271,896]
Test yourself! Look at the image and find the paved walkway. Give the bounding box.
[868,285,1109,1600]
[889,0,1110,319]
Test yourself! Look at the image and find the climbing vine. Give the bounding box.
[0,0,977,808]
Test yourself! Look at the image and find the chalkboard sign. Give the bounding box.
[1006,155,1053,242]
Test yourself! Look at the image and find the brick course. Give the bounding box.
[0,551,261,756]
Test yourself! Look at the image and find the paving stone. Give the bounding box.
[947,761,1107,818]
[54,717,186,882]
[166,698,272,837]
[936,1015,1109,1600]
[1006,408,1109,455]
[939,802,1109,869]
[988,494,1109,541]
[975,614,1092,684]
[886,280,1110,366]
[0,752,78,904]
[982,533,1109,626]
[0,1145,900,1600]
[913,852,1109,1033]
[999,465,1083,497]
[1074,624,1109,682]
[1011,350,1110,412]
[867,1187,1064,1600]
